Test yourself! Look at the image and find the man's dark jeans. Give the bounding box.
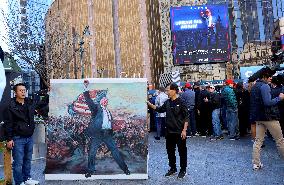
[187,110,196,136]
[12,136,33,185]
[88,130,128,173]
[226,108,239,138]
[166,133,187,171]
[156,117,166,137]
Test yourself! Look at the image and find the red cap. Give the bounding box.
[185,83,191,88]
[225,79,234,85]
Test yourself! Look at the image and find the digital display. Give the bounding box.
[170,4,231,64]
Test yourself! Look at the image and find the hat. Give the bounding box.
[184,83,191,88]
[225,79,234,85]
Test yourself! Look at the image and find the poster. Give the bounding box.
[46,78,148,180]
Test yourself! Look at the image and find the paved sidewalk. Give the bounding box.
[1,134,284,185]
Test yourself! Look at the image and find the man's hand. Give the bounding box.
[204,97,208,102]
[197,109,200,115]
[6,140,14,149]
[181,130,187,140]
[84,79,89,88]
[147,101,156,110]
[279,93,284,100]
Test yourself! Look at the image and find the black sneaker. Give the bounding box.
[217,135,224,140]
[124,169,131,175]
[154,136,160,140]
[85,172,93,178]
[229,136,240,140]
[165,168,177,177]
[177,170,186,179]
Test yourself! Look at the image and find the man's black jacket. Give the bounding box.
[155,97,189,134]
[4,98,36,141]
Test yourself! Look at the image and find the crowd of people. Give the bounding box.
[148,77,284,142]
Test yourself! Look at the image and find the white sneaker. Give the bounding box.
[253,163,263,170]
[25,178,39,185]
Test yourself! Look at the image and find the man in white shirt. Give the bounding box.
[154,87,168,140]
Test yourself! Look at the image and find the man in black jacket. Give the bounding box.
[206,85,223,140]
[4,83,39,185]
[147,83,189,179]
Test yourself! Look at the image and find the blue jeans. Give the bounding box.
[212,108,222,136]
[12,136,33,185]
[187,110,196,136]
[226,108,239,138]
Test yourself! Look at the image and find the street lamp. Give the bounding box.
[73,26,90,79]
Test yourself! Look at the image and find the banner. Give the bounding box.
[46,78,148,180]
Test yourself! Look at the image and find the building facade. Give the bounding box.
[45,0,284,86]
[45,0,165,86]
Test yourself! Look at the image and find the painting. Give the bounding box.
[45,78,148,180]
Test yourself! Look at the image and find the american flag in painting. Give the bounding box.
[69,90,98,116]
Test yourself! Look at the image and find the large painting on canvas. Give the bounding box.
[45,78,148,180]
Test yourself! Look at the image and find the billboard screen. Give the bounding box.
[170,4,231,64]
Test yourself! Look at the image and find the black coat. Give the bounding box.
[83,91,113,137]
[155,97,189,134]
[4,98,36,141]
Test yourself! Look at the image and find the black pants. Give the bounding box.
[199,109,212,136]
[238,108,249,136]
[166,133,187,171]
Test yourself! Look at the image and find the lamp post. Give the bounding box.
[73,26,90,79]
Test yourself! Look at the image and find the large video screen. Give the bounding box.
[170,4,231,64]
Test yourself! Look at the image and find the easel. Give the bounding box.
[0,142,12,185]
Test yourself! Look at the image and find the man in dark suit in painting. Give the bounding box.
[82,80,130,177]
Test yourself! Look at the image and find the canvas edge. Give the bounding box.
[50,78,148,84]
[45,173,148,180]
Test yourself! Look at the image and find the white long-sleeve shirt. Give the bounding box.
[101,106,112,129]
[155,92,168,117]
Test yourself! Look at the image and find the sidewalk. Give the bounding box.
[1,134,284,185]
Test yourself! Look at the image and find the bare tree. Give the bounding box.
[0,0,50,86]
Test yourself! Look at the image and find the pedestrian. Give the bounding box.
[4,83,39,185]
[154,86,168,140]
[181,83,196,137]
[207,85,223,140]
[193,81,201,135]
[81,80,130,177]
[197,85,212,137]
[147,83,189,179]
[250,70,284,170]
[271,76,284,136]
[222,79,239,140]
[248,76,257,141]
[235,82,250,137]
